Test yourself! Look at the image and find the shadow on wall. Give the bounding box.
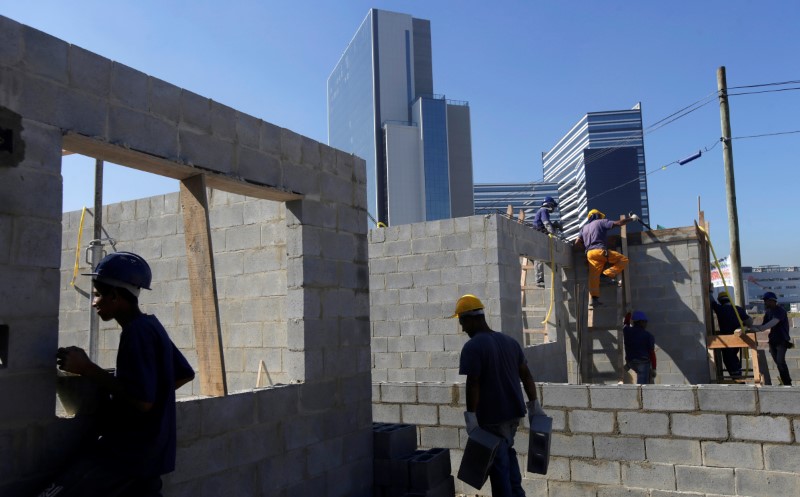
[631,243,709,385]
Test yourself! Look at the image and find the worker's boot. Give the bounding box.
[589,297,602,308]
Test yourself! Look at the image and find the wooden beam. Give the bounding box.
[180,174,227,397]
[62,133,303,202]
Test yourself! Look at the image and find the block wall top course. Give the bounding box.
[1,15,365,202]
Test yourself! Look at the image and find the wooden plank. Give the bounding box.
[706,332,770,350]
[180,174,227,397]
[618,215,631,382]
[63,133,303,202]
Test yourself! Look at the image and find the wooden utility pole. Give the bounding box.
[717,66,745,306]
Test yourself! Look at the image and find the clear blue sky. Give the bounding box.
[6,1,799,266]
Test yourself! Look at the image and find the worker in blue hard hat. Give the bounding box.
[749,292,793,385]
[622,311,656,384]
[531,196,559,288]
[41,252,196,497]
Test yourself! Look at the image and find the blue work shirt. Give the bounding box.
[764,304,791,345]
[459,331,526,425]
[99,314,194,477]
[623,324,655,363]
[710,301,751,335]
[532,207,552,233]
[579,219,615,252]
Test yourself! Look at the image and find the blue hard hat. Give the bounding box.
[543,196,557,207]
[763,291,778,302]
[632,311,648,322]
[83,251,152,291]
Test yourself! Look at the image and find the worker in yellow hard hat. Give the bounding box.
[575,209,638,308]
[450,294,543,496]
[709,290,753,379]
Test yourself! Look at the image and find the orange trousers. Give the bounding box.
[587,248,628,298]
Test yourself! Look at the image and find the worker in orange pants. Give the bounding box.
[575,209,637,307]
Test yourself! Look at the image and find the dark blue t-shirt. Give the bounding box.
[623,324,655,363]
[764,305,791,345]
[710,301,751,335]
[99,314,194,476]
[579,219,615,252]
[459,331,526,425]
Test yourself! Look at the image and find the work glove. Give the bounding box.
[630,214,640,221]
[464,411,479,434]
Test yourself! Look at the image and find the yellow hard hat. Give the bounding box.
[450,294,485,318]
[587,209,605,220]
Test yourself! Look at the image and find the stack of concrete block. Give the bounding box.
[373,422,454,497]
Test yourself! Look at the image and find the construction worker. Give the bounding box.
[453,294,542,497]
[749,291,793,385]
[532,196,558,288]
[623,311,656,384]
[40,252,195,497]
[709,290,753,379]
[574,209,638,307]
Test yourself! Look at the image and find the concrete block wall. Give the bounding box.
[59,191,292,395]
[368,215,573,384]
[1,15,372,496]
[373,381,800,496]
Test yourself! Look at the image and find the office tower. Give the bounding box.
[473,182,560,225]
[328,9,474,227]
[542,104,649,239]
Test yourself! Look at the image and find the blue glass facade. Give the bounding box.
[542,106,649,239]
[327,9,473,227]
[473,182,560,225]
[420,97,451,220]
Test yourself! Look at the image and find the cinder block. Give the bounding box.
[675,465,734,494]
[419,426,459,449]
[421,474,454,497]
[618,412,668,436]
[550,433,593,458]
[373,449,424,487]
[542,384,589,408]
[764,444,800,472]
[736,468,800,497]
[697,384,757,413]
[621,461,676,491]
[701,441,763,469]
[671,413,727,439]
[645,438,701,465]
[597,487,649,497]
[374,423,417,459]
[178,129,234,174]
[594,435,645,461]
[758,386,800,414]
[180,89,211,132]
[110,61,148,110]
[402,404,438,426]
[409,448,451,490]
[570,459,620,485]
[642,385,696,411]
[23,25,68,83]
[569,409,614,433]
[730,415,791,442]
[589,384,640,409]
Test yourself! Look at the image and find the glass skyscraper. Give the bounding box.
[328,9,474,227]
[542,105,649,240]
[473,182,560,225]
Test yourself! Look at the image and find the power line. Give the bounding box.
[728,86,800,97]
[731,130,800,140]
[728,79,800,90]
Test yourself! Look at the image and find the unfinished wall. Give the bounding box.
[368,215,572,384]
[60,192,292,394]
[374,381,800,496]
[0,15,371,496]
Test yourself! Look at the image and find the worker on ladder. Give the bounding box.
[709,290,753,380]
[574,209,638,308]
[531,196,559,288]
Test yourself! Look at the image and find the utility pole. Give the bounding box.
[717,66,745,306]
[88,158,104,361]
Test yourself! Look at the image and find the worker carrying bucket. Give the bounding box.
[574,209,638,308]
[451,295,552,495]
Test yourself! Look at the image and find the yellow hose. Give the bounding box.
[70,207,87,286]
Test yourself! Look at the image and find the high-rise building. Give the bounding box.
[542,104,649,239]
[328,9,474,227]
[473,182,560,225]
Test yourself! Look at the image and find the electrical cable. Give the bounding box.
[728,86,800,97]
[730,130,800,140]
[728,79,800,90]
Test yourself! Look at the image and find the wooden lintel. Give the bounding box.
[180,174,227,397]
[62,133,303,202]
